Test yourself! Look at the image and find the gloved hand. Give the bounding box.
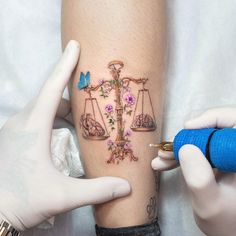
[0,40,130,231]
[153,107,236,236]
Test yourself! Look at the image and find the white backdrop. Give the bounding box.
[1,0,236,235]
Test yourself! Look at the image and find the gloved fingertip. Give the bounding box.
[151,158,159,170]
[184,119,197,129]
[64,40,80,53]
[179,144,217,191]
[113,178,131,198]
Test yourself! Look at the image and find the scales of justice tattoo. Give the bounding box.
[77,60,157,164]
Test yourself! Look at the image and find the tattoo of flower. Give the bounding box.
[105,104,113,113]
[99,80,115,99]
[123,86,131,93]
[124,93,135,105]
[107,139,116,151]
[123,93,135,116]
[124,129,132,138]
[99,86,109,98]
[104,104,116,132]
[124,142,132,150]
[123,129,132,149]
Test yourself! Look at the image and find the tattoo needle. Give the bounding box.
[149,142,173,151]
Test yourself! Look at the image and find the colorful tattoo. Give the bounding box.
[78,60,157,164]
[78,71,90,90]
[147,196,157,220]
[104,104,116,132]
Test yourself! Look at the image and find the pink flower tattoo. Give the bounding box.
[124,93,135,105]
[105,104,113,113]
[124,129,132,137]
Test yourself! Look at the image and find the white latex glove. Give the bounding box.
[38,128,84,230]
[151,140,179,171]
[153,107,236,236]
[0,40,130,231]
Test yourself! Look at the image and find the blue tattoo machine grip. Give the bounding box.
[173,128,236,173]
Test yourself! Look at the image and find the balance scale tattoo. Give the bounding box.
[78,60,157,164]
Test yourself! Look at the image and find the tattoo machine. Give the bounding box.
[150,128,236,173]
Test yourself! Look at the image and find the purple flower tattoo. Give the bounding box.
[124,142,132,150]
[124,129,132,137]
[124,93,135,105]
[107,139,114,147]
[105,104,113,113]
[99,79,105,85]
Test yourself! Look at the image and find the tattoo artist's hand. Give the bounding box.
[156,107,236,236]
[0,40,130,231]
[151,140,178,171]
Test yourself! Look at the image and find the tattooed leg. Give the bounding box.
[62,0,166,230]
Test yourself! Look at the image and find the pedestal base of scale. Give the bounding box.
[107,140,138,164]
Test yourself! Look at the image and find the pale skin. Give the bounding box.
[61,0,167,228]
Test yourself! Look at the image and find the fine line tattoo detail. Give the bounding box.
[147,196,157,220]
[77,60,157,164]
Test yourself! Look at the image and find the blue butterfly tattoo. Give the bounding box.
[78,71,90,90]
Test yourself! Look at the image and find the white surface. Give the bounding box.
[51,128,84,179]
[1,0,236,235]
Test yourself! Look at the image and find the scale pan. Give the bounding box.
[131,113,157,132]
[82,134,110,140]
[130,126,156,132]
